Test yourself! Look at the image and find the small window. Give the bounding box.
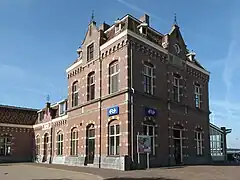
[173,75,182,102]
[195,84,202,108]
[115,23,121,33]
[87,43,94,61]
[87,72,95,101]
[0,136,11,156]
[195,130,203,155]
[59,102,66,116]
[72,81,78,107]
[143,63,154,95]
[140,26,147,35]
[109,61,120,94]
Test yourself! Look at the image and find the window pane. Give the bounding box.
[110,137,114,155]
[143,125,147,135]
[116,136,120,155]
[110,126,114,135]
[116,125,120,134]
[149,126,153,136]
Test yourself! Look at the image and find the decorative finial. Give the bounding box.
[91,10,95,23]
[46,94,50,103]
[174,13,178,25]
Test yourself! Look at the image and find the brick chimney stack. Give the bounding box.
[139,14,150,26]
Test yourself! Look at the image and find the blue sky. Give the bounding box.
[0,0,239,148]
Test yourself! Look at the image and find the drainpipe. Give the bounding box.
[99,52,103,168]
[130,41,134,165]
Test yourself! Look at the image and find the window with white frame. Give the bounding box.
[0,136,11,156]
[195,130,203,155]
[70,128,78,156]
[72,81,78,107]
[59,102,66,116]
[87,43,94,61]
[87,72,95,101]
[173,75,182,102]
[109,124,120,155]
[143,63,154,95]
[36,135,40,155]
[210,127,224,156]
[115,23,121,33]
[57,132,63,156]
[143,124,155,155]
[109,61,119,94]
[195,84,202,108]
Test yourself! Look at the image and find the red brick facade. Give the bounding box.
[1,13,213,170]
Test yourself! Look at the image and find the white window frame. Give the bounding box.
[72,82,78,107]
[36,135,40,155]
[59,102,66,116]
[70,129,78,156]
[195,84,201,108]
[109,124,120,156]
[142,124,155,155]
[87,73,95,101]
[195,131,203,155]
[0,136,11,156]
[57,133,63,156]
[173,76,181,102]
[143,64,154,95]
[109,62,119,94]
[115,23,122,33]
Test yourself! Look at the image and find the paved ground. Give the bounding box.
[0,163,102,180]
[1,163,240,180]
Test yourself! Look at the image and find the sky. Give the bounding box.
[0,0,239,148]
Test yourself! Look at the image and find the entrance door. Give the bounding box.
[43,133,49,162]
[86,125,95,164]
[173,129,183,165]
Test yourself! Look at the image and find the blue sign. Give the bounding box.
[145,107,157,116]
[107,106,119,116]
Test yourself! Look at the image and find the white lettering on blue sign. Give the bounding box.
[145,108,157,116]
[107,106,119,116]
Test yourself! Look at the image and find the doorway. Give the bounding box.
[43,133,49,162]
[173,128,183,165]
[85,124,95,164]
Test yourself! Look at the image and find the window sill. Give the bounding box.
[107,155,121,157]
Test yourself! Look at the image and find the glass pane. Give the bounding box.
[110,137,114,155]
[110,126,114,135]
[116,136,120,155]
[116,125,120,134]
[143,125,147,135]
[149,126,153,136]
[173,130,180,138]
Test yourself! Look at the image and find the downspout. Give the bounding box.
[130,41,134,164]
[99,50,102,168]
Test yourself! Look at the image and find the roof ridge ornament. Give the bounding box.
[174,13,178,26]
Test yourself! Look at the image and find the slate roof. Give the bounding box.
[0,104,38,125]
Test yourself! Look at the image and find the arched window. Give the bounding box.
[109,61,119,94]
[35,135,40,155]
[56,131,63,156]
[72,81,78,107]
[108,120,120,155]
[143,62,154,95]
[70,128,78,156]
[87,72,95,101]
[195,128,203,155]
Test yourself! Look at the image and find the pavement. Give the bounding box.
[1,163,240,180]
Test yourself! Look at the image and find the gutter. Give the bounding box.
[130,41,134,164]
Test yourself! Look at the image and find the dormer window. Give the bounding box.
[115,23,121,33]
[59,102,66,116]
[138,22,148,35]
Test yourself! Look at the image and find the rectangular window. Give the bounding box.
[0,136,11,156]
[57,134,63,156]
[195,84,202,108]
[59,102,66,116]
[142,124,155,155]
[87,73,95,101]
[143,64,153,95]
[109,124,120,155]
[109,62,119,94]
[36,137,40,155]
[87,43,94,61]
[195,131,203,155]
[173,76,181,102]
[115,23,121,33]
[70,131,78,156]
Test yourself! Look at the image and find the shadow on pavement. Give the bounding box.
[104,178,180,180]
[32,179,72,180]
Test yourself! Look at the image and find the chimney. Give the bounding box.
[99,22,110,31]
[139,14,150,26]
